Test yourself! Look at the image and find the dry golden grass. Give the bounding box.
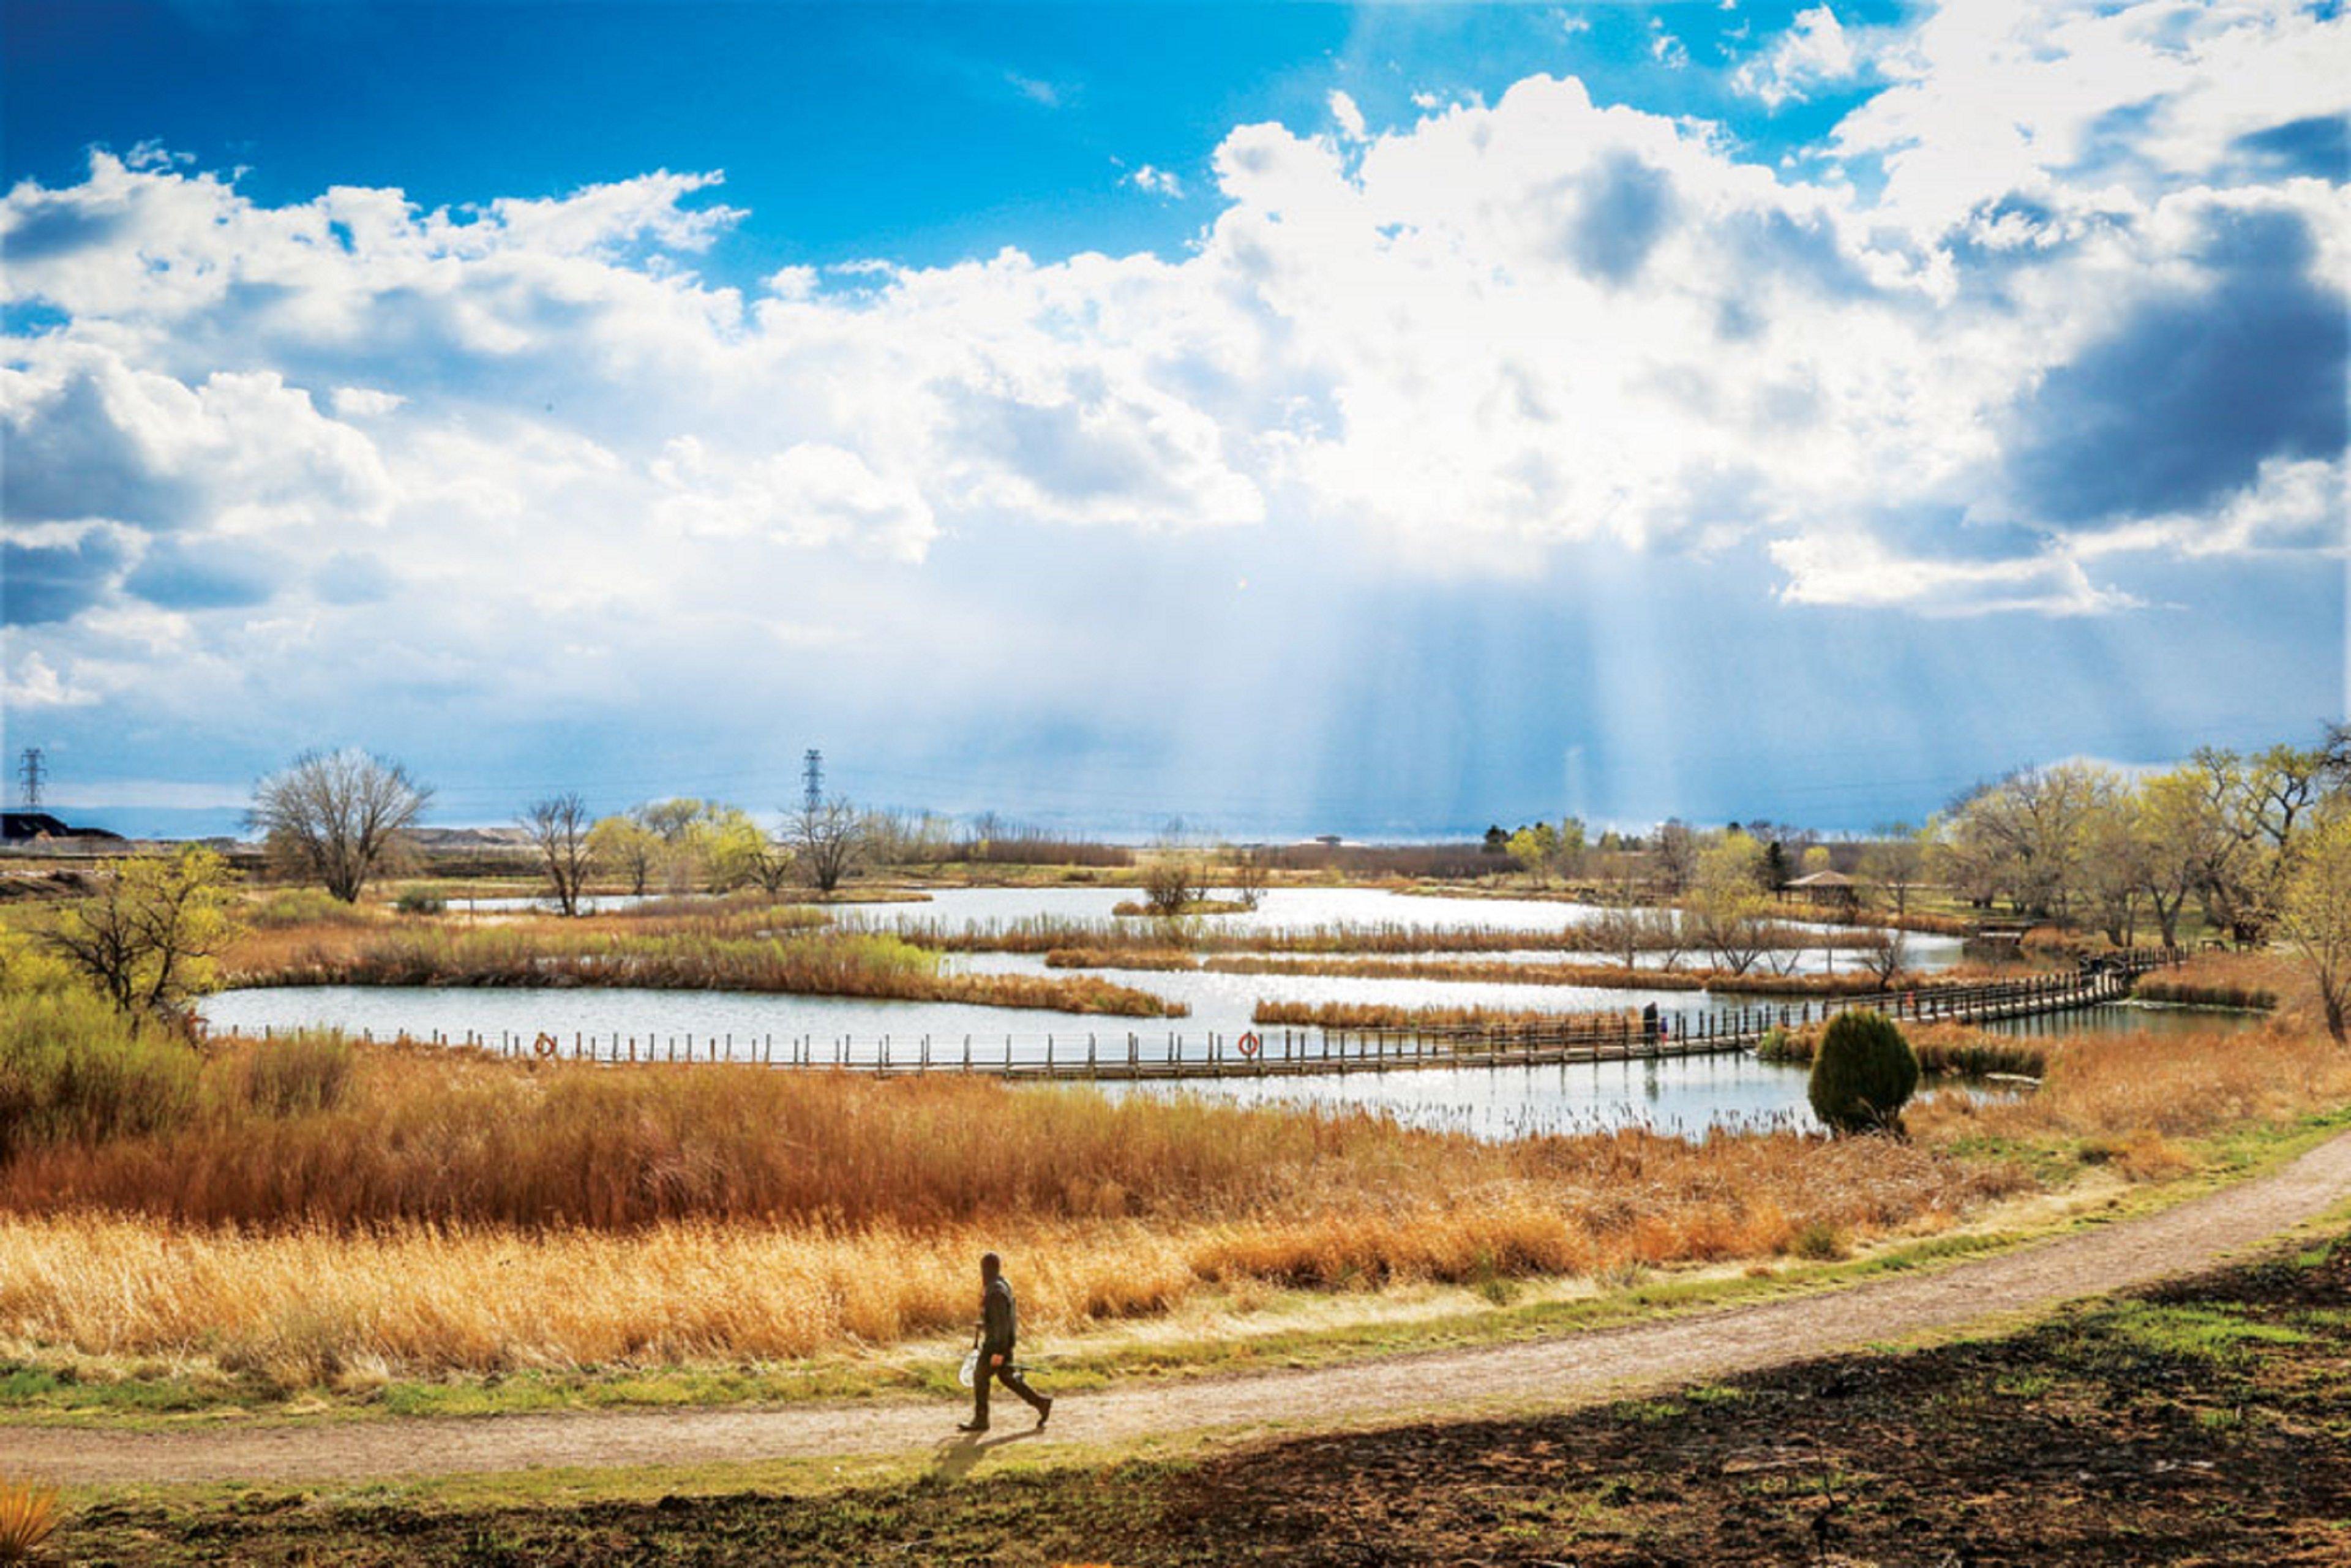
[0,1127,2014,1387]
[0,1479,57,1564]
[877,915,1884,957]
[222,920,1181,1018]
[2132,949,2291,1010]
[1762,1019,2051,1079]
[1909,1019,2351,1153]
[1198,955,1962,998]
[6,959,2345,1392]
[0,1030,2038,1384]
[1250,999,1636,1033]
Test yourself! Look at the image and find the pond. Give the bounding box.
[195,983,1838,1136]
[1982,1001,2268,1038]
[1090,1054,1833,1139]
[200,885,1985,1136]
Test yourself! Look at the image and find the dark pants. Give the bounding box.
[972,1349,1046,1427]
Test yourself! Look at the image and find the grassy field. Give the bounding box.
[0,1013,2031,1393]
[3,948,2345,1417]
[29,1228,2349,1564]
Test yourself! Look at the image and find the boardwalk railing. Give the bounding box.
[237,948,2185,1082]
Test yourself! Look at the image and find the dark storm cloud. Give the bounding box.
[1,530,126,625]
[2003,206,2347,525]
[0,370,195,528]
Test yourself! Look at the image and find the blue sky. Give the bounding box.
[2,0,2345,839]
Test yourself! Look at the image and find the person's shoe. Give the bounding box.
[958,1420,988,1433]
[1035,1397,1053,1429]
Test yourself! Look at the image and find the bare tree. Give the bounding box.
[1855,928,1908,988]
[1229,846,1270,911]
[1140,853,1210,916]
[522,793,594,916]
[1856,825,1925,918]
[1651,819,1700,896]
[790,795,866,895]
[1141,821,1213,917]
[251,748,433,903]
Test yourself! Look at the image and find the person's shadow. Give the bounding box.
[928,1425,1045,1484]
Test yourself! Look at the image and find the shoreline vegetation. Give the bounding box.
[1757,1019,2052,1079]
[1109,898,1255,918]
[2130,950,2289,1012]
[224,923,1183,1018]
[858,913,1892,956]
[1049,949,2019,999]
[1,971,2342,1394]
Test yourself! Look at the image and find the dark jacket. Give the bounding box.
[982,1275,1018,1356]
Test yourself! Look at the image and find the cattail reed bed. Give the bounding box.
[0,1030,2025,1384]
[871,915,1889,958]
[1250,1000,1636,1035]
[1757,1021,2050,1080]
[225,924,1180,1018]
[6,974,2345,1389]
[1055,951,1950,999]
[2131,951,2286,1011]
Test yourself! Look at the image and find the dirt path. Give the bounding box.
[13,1130,2351,1488]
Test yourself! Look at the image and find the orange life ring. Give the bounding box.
[533,1032,560,1060]
[1237,1031,1262,1058]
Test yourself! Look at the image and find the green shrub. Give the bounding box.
[0,987,200,1160]
[1790,1220,1849,1260]
[230,1032,356,1118]
[393,889,446,916]
[1806,1008,1919,1135]
[1755,1024,1794,1062]
[247,888,381,929]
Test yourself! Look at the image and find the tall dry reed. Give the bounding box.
[0,1120,2019,1384]
[225,924,1180,1016]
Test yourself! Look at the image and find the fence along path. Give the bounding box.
[252,949,2186,1082]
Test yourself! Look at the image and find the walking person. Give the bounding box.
[961,1251,1052,1432]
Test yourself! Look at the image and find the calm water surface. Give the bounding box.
[201,885,1989,1135]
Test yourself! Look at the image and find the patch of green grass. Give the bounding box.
[0,1362,261,1418]
[2098,1302,2310,1364]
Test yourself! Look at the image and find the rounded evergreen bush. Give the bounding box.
[1805,1008,1919,1134]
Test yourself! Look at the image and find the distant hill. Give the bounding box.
[1,811,127,845]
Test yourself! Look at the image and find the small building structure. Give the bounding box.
[1781,868,1860,915]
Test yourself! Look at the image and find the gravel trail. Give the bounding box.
[12,1128,2348,1487]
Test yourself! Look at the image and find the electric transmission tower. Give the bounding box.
[803,749,824,814]
[17,748,43,809]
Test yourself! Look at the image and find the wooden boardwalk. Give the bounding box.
[333,948,2185,1082]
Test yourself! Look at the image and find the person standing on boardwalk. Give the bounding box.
[962,1251,1052,1432]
